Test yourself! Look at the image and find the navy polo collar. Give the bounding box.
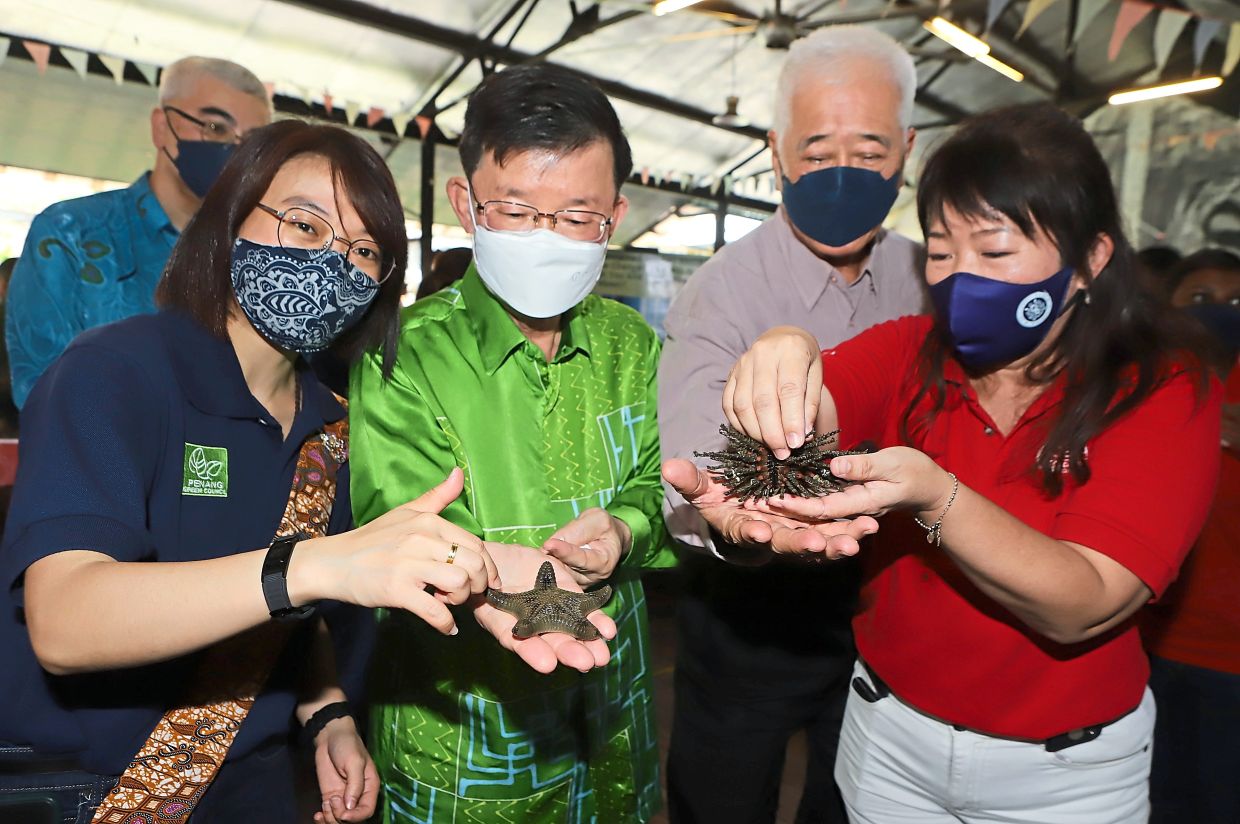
[157,310,344,426]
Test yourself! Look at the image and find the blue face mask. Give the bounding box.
[230,238,379,355]
[780,166,901,248]
[170,140,234,198]
[929,266,1076,370]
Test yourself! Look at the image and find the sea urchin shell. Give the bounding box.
[695,424,869,503]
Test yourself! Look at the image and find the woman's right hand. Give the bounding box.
[290,468,499,636]
[723,325,825,460]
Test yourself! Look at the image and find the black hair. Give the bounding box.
[1167,248,1240,292]
[909,103,1211,495]
[457,64,633,192]
[156,120,407,376]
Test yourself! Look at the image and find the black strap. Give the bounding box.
[301,701,352,747]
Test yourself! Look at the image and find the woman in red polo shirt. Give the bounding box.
[664,103,1222,822]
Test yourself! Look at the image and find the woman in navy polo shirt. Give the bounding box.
[0,121,507,824]
[667,103,1222,822]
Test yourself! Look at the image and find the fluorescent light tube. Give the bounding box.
[1108,76,1224,105]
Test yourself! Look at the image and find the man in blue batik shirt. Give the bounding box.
[5,56,271,407]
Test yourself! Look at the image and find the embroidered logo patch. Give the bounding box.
[182,443,228,497]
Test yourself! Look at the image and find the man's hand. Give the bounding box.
[662,458,878,560]
[473,542,617,674]
[542,508,629,587]
[312,717,379,824]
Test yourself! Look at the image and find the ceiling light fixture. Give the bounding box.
[923,17,990,58]
[652,0,707,16]
[1108,76,1224,105]
[975,54,1025,83]
[922,17,1023,83]
[712,95,749,128]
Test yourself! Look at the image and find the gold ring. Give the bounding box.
[446,544,459,565]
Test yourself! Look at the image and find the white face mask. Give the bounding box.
[469,197,608,319]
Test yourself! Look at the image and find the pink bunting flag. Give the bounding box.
[640,166,650,184]
[366,106,384,127]
[414,114,432,138]
[22,40,51,75]
[322,92,333,114]
[1108,0,1155,62]
[263,82,275,101]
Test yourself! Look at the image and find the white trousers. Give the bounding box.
[834,660,1154,824]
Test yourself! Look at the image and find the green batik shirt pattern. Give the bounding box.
[350,268,676,824]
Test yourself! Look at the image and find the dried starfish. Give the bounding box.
[485,561,612,641]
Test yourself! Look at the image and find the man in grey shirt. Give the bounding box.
[658,27,926,824]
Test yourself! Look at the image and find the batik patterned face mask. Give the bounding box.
[230,237,379,354]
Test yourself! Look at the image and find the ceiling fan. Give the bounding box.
[647,0,832,49]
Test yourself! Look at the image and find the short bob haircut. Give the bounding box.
[156,120,406,375]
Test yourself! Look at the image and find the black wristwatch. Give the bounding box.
[262,532,315,620]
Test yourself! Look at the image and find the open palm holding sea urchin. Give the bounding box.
[695,425,871,503]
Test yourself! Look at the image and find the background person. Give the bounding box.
[5,56,271,407]
[666,103,1221,823]
[416,246,472,300]
[657,26,925,824]
[1142,248,1240,824]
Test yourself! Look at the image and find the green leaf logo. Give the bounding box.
[182,443,228,497]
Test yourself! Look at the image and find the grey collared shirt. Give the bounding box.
[658,207,927,558]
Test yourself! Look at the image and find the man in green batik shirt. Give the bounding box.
[350,64,675,824]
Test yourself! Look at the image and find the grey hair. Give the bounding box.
[159,56,272,115]
[773,26,916,139]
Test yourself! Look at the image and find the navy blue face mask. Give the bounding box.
[780,166,901,248]
[168,140,234,199]
[929,266,1076,370]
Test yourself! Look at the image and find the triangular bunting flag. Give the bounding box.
[322,92,333,114]
[1109,1,1154,62]
[295,85,314,106]
[391,111,412,137]
[640,166,650,185]
[366,106,384,127]
[344,100,360,125]
[1193,19,1223,69]
[135,62,159,86]
[986,0,1014,32]
[60,47,88,78]
[1153,10,1191,74]
[414,114,432,138]
[99,54,125,84]
[263,81,275,101]
[0,37,10,69]
[1225,23,1240,77]
[1016,0,1058,39]
[1072,0,1110,46]
[22,41,51,75]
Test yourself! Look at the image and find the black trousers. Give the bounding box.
[0,738,298,824]
[667,551,859,824]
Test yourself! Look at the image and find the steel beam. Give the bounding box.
[272,0,769,140]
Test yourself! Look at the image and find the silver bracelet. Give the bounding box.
[913,472,959,546]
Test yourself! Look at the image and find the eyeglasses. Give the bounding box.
[473,197,613,243]
[256,204,393,283]
[163,106,243,145]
